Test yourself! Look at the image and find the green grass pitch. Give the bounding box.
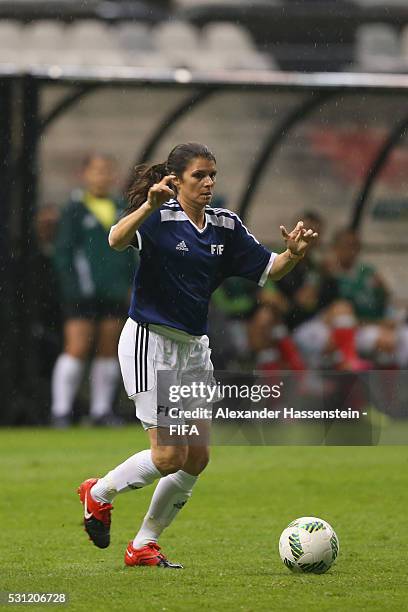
[1,426,408,611]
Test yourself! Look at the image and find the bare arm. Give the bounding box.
[109,202,155,251]
[109,174,175,251]
[269,249,304,281]
[269,221,318,281]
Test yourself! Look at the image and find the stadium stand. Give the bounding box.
[174,0,282,7]
[64,20,124,66]
[3,2,408,71]
[117,21,155,55]
[0,20,23,65]
[152,20,201,69]
[355,0,408,6]
[23,20,67,65]
[200,22,273,70]
[117,21,166,67]
[355,24,401,72]
[400,25,408,68]
[0,17,276,71]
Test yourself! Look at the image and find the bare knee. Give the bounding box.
[64,319,95,359]
[183,447,210,476]
[151,445,188,476]
[95,318,123,357]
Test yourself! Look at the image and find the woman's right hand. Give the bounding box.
[109,174,176,251]
[146,175,176,210]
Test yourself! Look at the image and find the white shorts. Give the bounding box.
[118,318,214,429]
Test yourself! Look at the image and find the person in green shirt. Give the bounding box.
[326,228,388,322]
[324,228,408,368]
[51,154,135,426]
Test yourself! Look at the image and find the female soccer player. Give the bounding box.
[78,142,318,568]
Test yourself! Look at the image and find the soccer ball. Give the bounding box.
[279,516,339,574]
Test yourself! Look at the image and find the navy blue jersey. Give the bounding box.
[127,200,276,335]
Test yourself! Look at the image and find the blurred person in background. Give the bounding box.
[325,228,388,322]
[287,225,408,371]
[249,304,305,372]
[212,277,259,321]
[208,276,259,369]
[216,302,305,372]
[210,211,326,369]
[51,154,135,427]
[324,228,408,369]
[260,211,339,331]
[261,216,368,370]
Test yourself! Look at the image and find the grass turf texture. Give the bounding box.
[1,427,408,611]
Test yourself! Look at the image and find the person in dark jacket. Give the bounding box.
[51,154,135,426]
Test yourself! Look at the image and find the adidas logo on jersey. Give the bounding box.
[176,240,189,252]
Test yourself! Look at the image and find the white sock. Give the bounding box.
[133,470,198,548]
[89,357,120,418]
[91,449,161,503]
[51,354,85,418]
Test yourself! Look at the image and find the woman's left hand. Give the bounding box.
[280,220,319,258]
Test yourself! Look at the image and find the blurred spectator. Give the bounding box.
[211,214,408,373]
[251,304,305,372]
[260,211,338,330]
[51,154,135,427]
[212,277,258,319]
[291,226,408,370]
[210,278,269,370]
[324,228,389,322]
[258,216,366,370]
[293,297,370,371]
[324,227,408,368]
[217,303,305,372]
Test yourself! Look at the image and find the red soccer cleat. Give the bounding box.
[124,541,183,569]
[77,478,113,549]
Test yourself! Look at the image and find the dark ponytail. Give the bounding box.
[125,162,167,214]
[125,142,216,216]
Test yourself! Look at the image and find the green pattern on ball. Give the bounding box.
[298,521,326,533]
[298,560,328,574]
[330,533,339,560]
[289,532,303,561]
[284,558,295,570]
